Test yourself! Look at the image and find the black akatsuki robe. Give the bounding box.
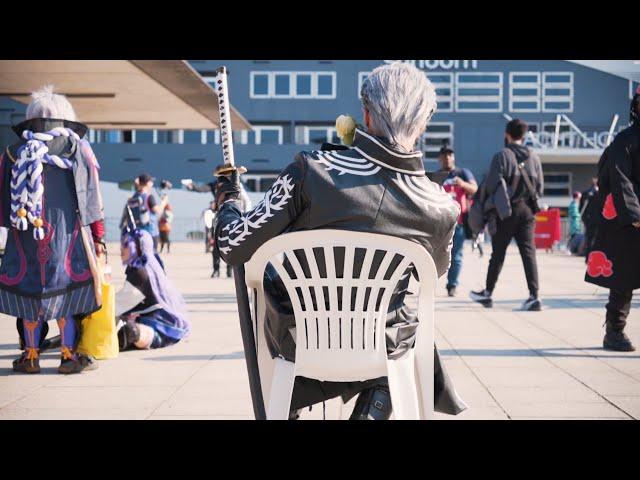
[216,129,467,415]
[585,121,640,291]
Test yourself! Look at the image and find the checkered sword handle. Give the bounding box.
[212,66,246,176]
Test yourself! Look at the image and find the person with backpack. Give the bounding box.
[121,174,168,252]
[470,119,544,311]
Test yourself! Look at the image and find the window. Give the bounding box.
[428,73,454,112]
[418,122,454,159]
[542,72,573,112]
[243,174,279,193]
[455,72,503,112]
[316,72,336,98]
[543,172,572,197]
[135,130,155,144]
[202,130,220,144]
[254,126,283,145]
[542,121,572,147]
[296,73,313,97]
[509,72,541,112]
[234,126,283,145]
[250,72,270,98]
[183,130,203,144]
[104,130,122,144]
[249,72,337,99]
[294,125,339,145]
[357,71,370,97]
[274,73,292,97]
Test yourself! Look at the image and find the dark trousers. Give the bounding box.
[486,201,539,297]
[212,248,232,276]
[606,289,634,332]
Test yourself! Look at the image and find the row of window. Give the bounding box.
[242,72,337,99]
[89,125,342,146]
[239,69,575,113]
[360,71,573,113]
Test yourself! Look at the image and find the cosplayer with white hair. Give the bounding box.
[213,62,467,419]
[360,62,437,153]
[26,85,78,122]
[0,86,106,374]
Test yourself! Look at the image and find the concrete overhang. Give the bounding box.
[534,148,603,165]
[568,60,640,83]
[0,60,251,131]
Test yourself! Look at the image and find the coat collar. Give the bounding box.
[11,117,88,139]
[350,128,425,175]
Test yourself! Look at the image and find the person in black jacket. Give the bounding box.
[585,91,640,352]
[214,62,467,420]
[470,119,544,311]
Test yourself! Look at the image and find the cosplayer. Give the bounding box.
[585,88,640,352]
[214,62,467,419]
[0,86,105,374]
[117,228,190,350]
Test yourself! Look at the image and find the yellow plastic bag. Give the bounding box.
[77,280,118,359]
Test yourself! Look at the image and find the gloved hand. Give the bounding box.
[214,169,241,210]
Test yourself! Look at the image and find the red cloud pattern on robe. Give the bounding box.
[602,193,617,220]
[587,250,613,278]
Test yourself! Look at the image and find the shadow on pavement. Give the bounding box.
[441,347,640,360]
[143,351,244,361]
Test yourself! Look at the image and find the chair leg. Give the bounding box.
[386,351,420,420]
[266,357,296,420]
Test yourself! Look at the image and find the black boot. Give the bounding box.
[603,329,635,352]
[349,385,392,420]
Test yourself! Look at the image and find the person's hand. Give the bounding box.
[633,221,640,228]
[214,170,241,210]
[94,241,105,257]
[452,176,464,186]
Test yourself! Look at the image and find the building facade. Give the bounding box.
[2,60,638,208]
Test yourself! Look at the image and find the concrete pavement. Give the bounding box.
[0,240,638,420]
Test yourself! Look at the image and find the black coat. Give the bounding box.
[585,122,640,291]
[215,129,467,415]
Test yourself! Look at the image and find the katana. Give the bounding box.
[211,65,266,420]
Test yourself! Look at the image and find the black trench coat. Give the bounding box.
[216,129,467,415]
[585,122,640,291]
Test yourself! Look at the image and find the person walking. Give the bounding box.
[568,191,584,254]
[580,177,600,257]
[158,202,173,254]
[470,119,544,311]
[438,147,477,296]
[585,89,640,352]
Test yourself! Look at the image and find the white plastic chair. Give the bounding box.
[244,230,437,420]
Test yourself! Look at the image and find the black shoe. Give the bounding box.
[470,289,493,308]
[446,285,457,297]
[349,385,392,420]
[603,330,636,352]
[521,295,542,311]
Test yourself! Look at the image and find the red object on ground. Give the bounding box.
[534,208,561,249]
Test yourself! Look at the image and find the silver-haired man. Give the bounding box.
[215,62,467,419]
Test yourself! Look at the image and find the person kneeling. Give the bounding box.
[118,229,190,350]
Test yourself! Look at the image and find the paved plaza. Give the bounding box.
[1,240,639,420]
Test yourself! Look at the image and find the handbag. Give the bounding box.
[77,251,119,360]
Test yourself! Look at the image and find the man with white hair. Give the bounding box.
[0,86,105,374]
[214,62,467,419]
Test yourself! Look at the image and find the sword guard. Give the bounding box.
[215,165,247,176]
